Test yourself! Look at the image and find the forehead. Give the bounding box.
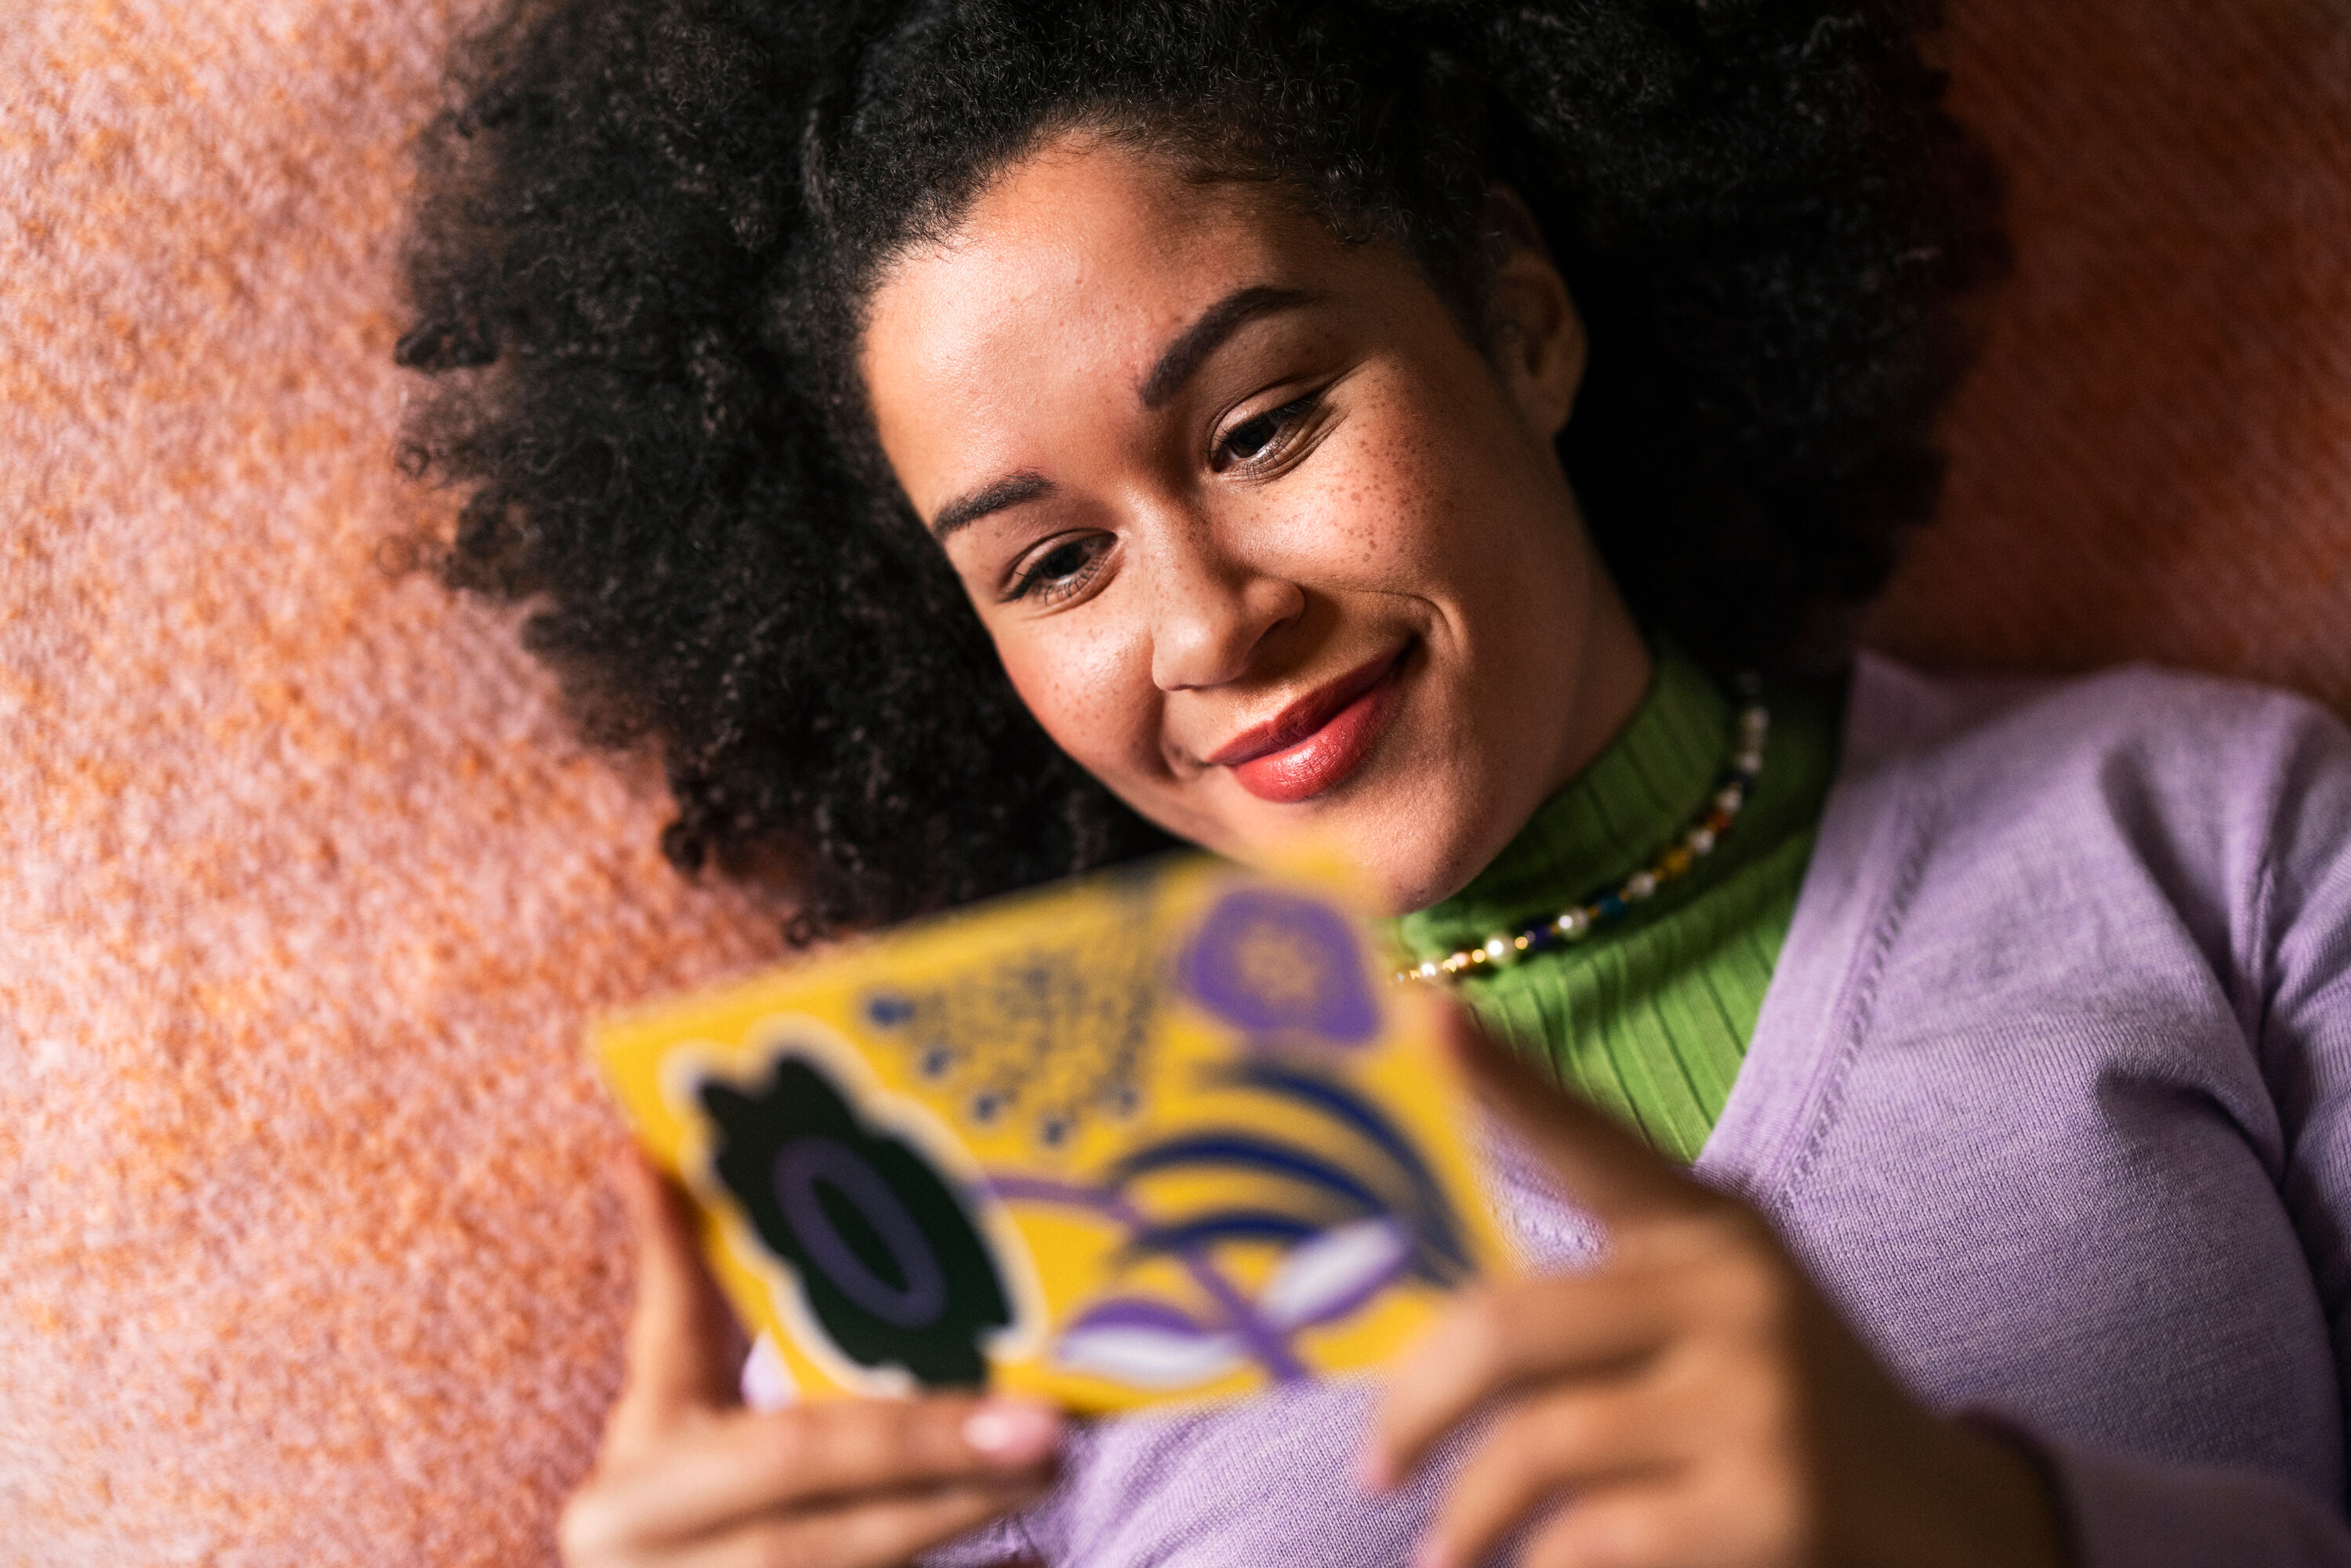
[860,140,1342,452]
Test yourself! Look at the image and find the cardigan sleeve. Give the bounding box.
[2051,694,2351,1567]
[2262,702,2351,1472]
[2048,1440,2351,1567]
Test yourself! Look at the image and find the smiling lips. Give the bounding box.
[1206,646,1411,804]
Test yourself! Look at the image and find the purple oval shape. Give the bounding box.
[774,1135,949,1330]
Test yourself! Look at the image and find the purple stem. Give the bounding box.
[983,1173,1308,1383]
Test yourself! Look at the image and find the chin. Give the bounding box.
[1272,796,1492,919]
[1324,760,1504,917]
[1349,843,1482,919]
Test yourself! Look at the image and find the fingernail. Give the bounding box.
[1413,1541,1452,1568]
[1353,1444,1392,1494]
[963,1399,1062,1466]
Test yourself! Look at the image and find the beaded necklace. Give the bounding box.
[1395,673,1769,984]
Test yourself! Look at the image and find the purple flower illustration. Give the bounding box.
[1179,888,1380,1047]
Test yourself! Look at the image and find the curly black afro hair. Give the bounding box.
[397,0,2005,939]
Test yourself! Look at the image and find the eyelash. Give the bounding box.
[1006,535,1110,604]
[1214,394,1317,470]
[1001,392,1322,606]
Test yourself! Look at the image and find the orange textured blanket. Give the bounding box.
[3,1,2345,1563]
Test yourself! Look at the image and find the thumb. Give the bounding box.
[1435,1001,1710,1227]
[604,1146,747,1461]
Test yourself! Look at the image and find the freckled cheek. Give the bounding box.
[1289,389,1470,586]
[995,621,1166,782]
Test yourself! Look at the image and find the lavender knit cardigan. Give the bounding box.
[931,655,2351,1566]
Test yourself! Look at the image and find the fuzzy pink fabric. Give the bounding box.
[3,1,2345,1563]
[3,5,793,1562]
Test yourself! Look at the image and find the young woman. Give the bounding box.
[397,2,2351,1564]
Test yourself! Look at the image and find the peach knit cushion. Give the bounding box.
[2,1,2345,1563]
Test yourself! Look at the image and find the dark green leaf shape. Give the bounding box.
[700,1054,1010,1388]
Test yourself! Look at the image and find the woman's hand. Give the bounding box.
[1363,1012,2068,1568]
[559,1152,1061,1568]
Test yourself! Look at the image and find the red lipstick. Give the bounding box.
[1206,646,1410,804]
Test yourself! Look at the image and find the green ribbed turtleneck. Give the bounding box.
[1391,646,1842,1162]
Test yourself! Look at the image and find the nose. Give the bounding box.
[1142,510,1305,693]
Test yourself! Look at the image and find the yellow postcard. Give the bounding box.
[592,853,1508,1415]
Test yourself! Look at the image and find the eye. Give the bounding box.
[1214,395,1315,469]
[1006,534,1110,604]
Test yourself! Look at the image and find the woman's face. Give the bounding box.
[862,137,1650,915]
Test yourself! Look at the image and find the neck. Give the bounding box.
[1539,543,1654,804]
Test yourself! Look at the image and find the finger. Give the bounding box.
[1420,1385,1691,1568]
[1366,1275,1672,1490]
[1516,1479,1708,1568]
[575,1396,1063,1549]
[655,1476,1054,1568]
[606,1147,746,1457]
[1438,1005,1712,1228]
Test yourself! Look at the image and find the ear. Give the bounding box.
[1478,183,1587,441]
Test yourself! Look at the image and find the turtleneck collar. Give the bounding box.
[1391,643,1732,964]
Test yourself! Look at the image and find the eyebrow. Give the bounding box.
[930,470,1054,539]
[925,283,1326,539]
[1137,285,1325,409]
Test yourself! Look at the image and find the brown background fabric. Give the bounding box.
[3,1,2345,1562]
[1870,1,2351,694]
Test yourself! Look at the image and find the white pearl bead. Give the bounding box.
[1557,908,1591,937]
[1417,960,1439,981]
[1687,826,1716,854]
[1626,871,1658,900]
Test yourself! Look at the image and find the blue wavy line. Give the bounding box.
[1209,1062,1471,1275]
[1123,1209,1322,1260]
[1109,1133,1387,1216]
